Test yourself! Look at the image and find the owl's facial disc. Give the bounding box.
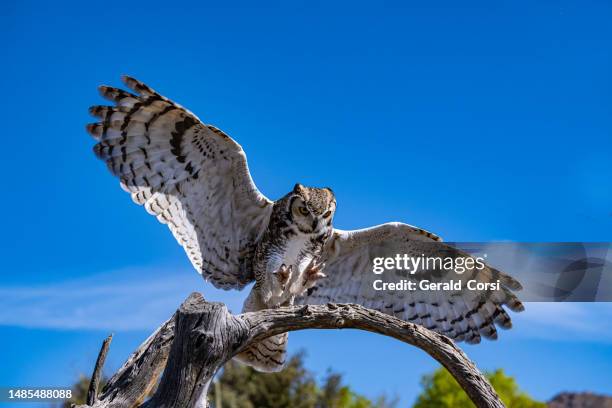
[290,184,336,234]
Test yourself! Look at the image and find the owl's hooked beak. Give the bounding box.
[311,218,318,230]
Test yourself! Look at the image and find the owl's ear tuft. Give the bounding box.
[293,183,305,193]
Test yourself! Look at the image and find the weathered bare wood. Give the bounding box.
[77,292,504,408]
[87,333,113,405]
[96,315,176,407]
[141,295,249,408]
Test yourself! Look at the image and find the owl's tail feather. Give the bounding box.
[235,290,289,372]
[234,332,288,372]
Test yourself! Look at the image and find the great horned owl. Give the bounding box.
[87,76,524,372]
[236,184,335,369]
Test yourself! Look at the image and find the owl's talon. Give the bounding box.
[303,259,326,289]
[274,264,293,288]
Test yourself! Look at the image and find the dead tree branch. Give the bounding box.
[76,292,504,408]
[87,333,113,405]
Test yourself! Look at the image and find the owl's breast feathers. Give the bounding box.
[253,216,331,305]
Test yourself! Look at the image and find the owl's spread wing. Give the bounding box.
[87,76,273,290]
[297,222,524,343]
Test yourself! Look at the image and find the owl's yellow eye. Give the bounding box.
[298,206,309,216]
[322,210,332,218]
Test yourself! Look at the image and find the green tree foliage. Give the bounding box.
[209,352,398,408]
[413,367,546,408]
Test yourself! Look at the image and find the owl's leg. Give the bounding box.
[273,264,293,290]
[303,259,326,290]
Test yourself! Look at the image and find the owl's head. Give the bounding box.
[285,183,336,234]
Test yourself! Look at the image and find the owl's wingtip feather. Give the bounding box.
[88,105,104,118]
[120,74,136,86]
[121,75,157,97]
[86,123,102,140]
[506,276,523,291]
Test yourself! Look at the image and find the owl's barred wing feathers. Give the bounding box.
[87,76,273,289]
[298,222,524,344]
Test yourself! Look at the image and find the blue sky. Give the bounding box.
[1,0,611,406]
